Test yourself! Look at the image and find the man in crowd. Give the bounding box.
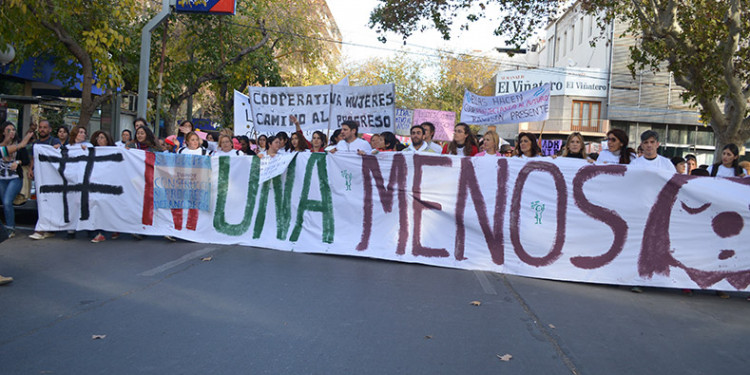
[28,119,62,240]
[115,129,132,148]
[630,130,675,172]
[420,122,443,153]
[403,125,435,153]
[330,120,372,153]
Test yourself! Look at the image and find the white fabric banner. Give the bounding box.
[247,85,333,133]
[460,84,551,125]
[233,90,253,137]
[259,152,297,184]
[330,83,396,133]
[34,145,750,292]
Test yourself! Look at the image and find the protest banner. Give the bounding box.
[34,145,750,292]
[248,85,333,133]
[394,108,413,136]
[541,139,563,156]
[153,153,212,211]
[259,152,297,184]
[330,83,395,134]
[460,84,551,125]
[412,109,456,142]
[233,90,253,136]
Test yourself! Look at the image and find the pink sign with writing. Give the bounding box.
[412,109,456,142]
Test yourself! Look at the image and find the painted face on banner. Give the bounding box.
[640,174,750,289]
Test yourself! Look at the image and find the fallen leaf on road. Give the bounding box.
[470,301,481,306]
[548,324,556,329]
[424,335,433,339]
[91,335,106,340]
[497,354,513,362]
[201,257,213,261]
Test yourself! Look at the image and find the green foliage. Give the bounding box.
[344,51,496,114]
[369,0,750,147]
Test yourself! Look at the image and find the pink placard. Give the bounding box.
[412,109,456,142]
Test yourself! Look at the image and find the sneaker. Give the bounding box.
[0,275,13,286]
[132,234,143,240]
[29,231,54,240]
[7,230,15,239]
[91,233,106,243]
[164,235,176,242]
[631,286,643,293]
[111,232,120,240]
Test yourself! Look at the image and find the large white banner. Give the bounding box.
[330,83,395,134]
[233,90,253,137]
[495,67,609,97]
[461,84,551,125]
[247,85,333,133]
[34,145,750,292]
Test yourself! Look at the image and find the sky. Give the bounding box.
[325,0,510,64]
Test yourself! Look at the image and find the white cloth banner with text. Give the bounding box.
[34,145,750,292]
[330,83,395,134]
[460,84,551,125]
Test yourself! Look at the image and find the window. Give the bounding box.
[588,15,594,37]
[571,101,601,132]
[570,26,575,51]
[562,32,567,55]
[579,17,584,44]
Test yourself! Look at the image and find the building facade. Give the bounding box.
[486,3,733,164]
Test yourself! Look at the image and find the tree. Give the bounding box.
[157,0,340,134]
[369,0,750,153]
[344,50,496,116]
[0,0,140,128]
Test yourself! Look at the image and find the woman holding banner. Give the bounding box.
[560,132,593,162]
[212,134,246,156]
[515,132,542,159]
[258,136,282,159]
[442,123,478,156]
[475,130,502,156]
[709,144,744,177]
[256,135,268,155]
[310,131,328,153]
[597,129,635,165]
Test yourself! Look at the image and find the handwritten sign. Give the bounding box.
[460,84,551,125]
[330,84,395,134]
[153,153,211,211]
[394,108,413,136]
[248,85,333,133]
[412,109,456,142]
[541,139,563,156]
[259,152,297,184]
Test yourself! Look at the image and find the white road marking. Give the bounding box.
[139,247,218,276]
[473,270,498,295]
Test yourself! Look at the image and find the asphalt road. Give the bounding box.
[0,231,749,375]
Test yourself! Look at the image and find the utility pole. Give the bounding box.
[137,0,174,124]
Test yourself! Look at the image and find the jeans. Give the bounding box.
[0,177,22,229]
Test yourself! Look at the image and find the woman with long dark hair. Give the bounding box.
[442,123,478,156]
[310,131,328,153]
[597,129,635,165]
[515,132,542,159]
[709,143,744,177]
[127,126,163,152]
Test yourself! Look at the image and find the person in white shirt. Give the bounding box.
[709,143,744,177]
[177,132,209,155]
[596,129,635,165]
[212,134,244,156]
[515,132,542,159]
[330,121,372,154]
[258,135,282,159]
[403,125,436,153]
[115,129,131,148]
[66,125,94,150]
[420,122,443,153]
[630,130,675,172]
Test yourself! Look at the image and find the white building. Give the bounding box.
[486,2,718,164]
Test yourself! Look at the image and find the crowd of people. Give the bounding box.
[0,116,747,291]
